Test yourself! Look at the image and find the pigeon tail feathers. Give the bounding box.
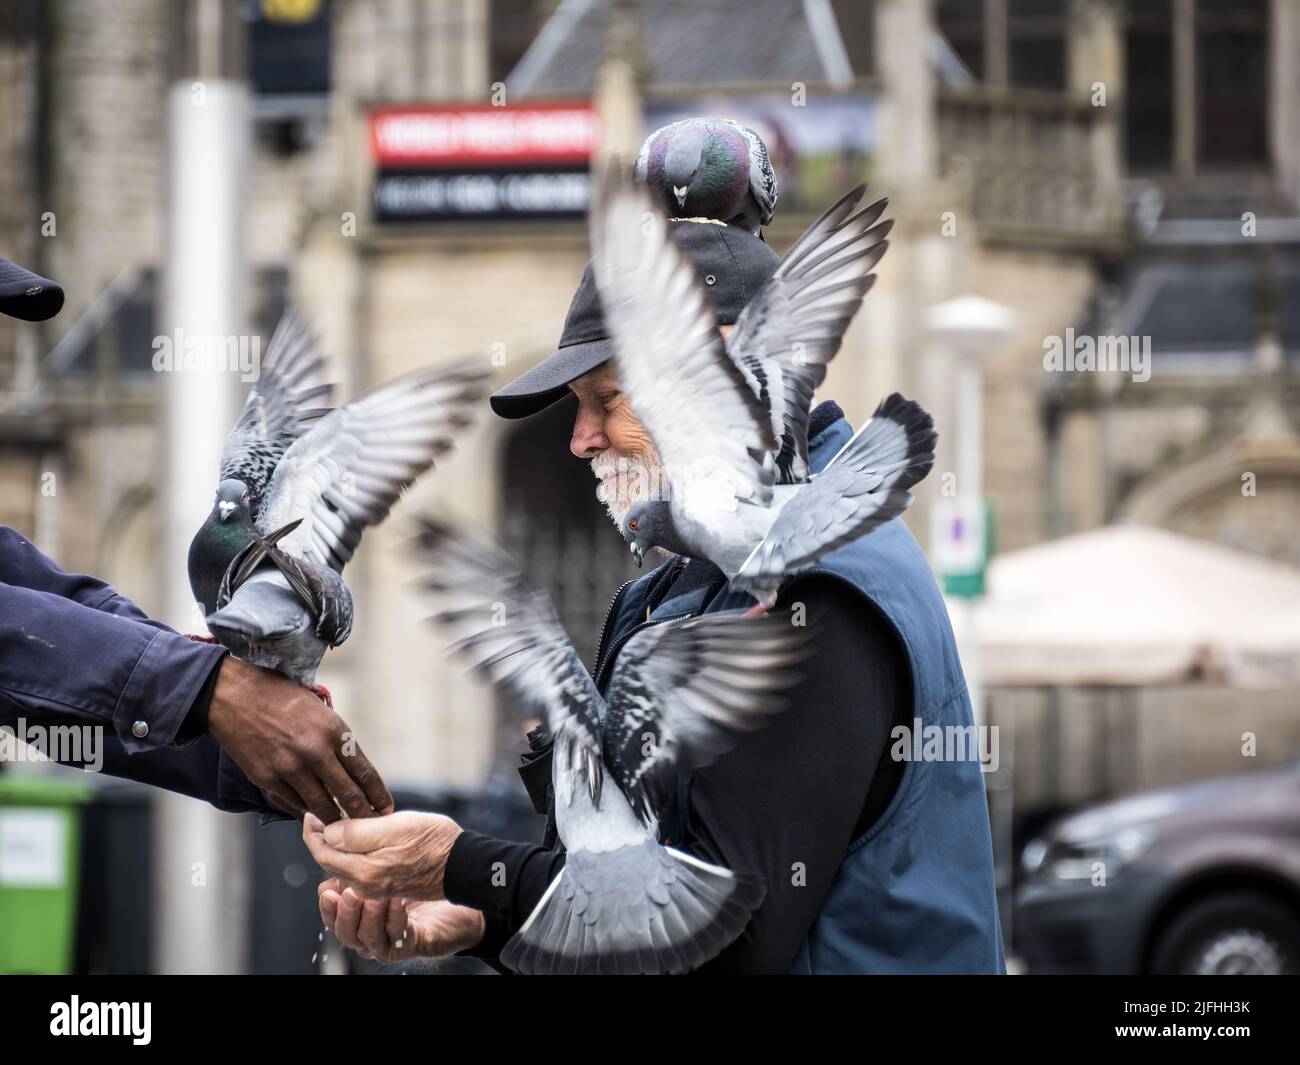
[500,841,766,975]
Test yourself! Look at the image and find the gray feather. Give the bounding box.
[500,842,766,976]
[729,185,893,484]
[732,393,937,603]
[219,311,334,504]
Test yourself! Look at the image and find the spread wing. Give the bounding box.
[602,610,806,825]
[412,519,607,797]
[219,311,334,500]
[729,185,892,484]
[733,393,936,597]
[257,357,490,573]
[589,164,777,515]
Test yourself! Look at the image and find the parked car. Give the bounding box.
[1015,761,1300,974]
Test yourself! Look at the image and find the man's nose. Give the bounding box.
[570,405,610,458]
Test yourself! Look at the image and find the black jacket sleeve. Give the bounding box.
[443,574,908,973]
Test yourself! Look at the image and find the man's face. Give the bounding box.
[570,326,732,530]
[570,361,663,530]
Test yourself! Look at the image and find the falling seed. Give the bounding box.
[311,952,318,963]
[318,932,324,941]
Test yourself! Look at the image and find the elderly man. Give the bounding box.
[307,213,1006,974]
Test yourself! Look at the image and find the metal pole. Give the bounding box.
[155,0,249,975]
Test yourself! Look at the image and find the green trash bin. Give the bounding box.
[0,773,92,974]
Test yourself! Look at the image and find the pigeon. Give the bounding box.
[191,335,492,699]
[589,167,937,608]
[634,117,778,233]
[413,518,808,975]
[187,312,334,620]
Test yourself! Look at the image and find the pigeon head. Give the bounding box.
[214,478,252,523]
[621,499,675,568]
[663,126,707,209]
[652,122,750,222]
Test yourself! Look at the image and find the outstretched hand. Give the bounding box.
[317,878,484,964]
[302,809,462,901]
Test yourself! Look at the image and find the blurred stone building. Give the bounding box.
[1,0,1297,808]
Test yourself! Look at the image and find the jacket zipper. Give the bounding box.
[595,610,695,689]
[591,577,638,674]
[592,558,690,684]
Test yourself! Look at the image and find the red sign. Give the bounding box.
[370,103,599,168]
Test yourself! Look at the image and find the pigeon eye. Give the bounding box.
[240,491,248,501]
[629,519,639,532]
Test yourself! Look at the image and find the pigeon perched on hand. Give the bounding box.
[590,168,937,609]
[634,117,778,233]
[414,519,807,975]
[187,312,334,621]
[189,326,491,700]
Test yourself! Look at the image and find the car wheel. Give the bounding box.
[1151,890,1300,975]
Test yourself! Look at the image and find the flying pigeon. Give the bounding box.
[413,519,807,975]
[634,117,778,233]
[589,168,937,608]
[187,312,334,621]
[189,323,491,700]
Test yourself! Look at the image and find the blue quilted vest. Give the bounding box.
[591,412,1007,974]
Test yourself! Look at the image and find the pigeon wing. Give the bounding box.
[257,358,490,573]
[602,610,806,825]
[729,185,892,484]
[589,165,777,513]
[219,311,334,500]
[413,519,607,797]
[215,519,353,647]
[732,394,937,598]
[725,119,779,226]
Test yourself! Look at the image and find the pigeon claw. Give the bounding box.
[305,682,334,710]
[183,633,221,644]
[743,603,769,619]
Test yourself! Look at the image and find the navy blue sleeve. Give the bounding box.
[0,526,172,629]
[0,581,226,753]
[0,526,226,754]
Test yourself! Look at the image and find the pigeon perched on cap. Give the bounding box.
[589,166,938,609]
[188,315,491,701]
[634,117,778,233]
[414,518,808,975]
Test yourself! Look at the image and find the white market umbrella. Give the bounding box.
[975,524,1300,688]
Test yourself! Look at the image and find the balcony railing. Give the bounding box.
[937,85,1125,246]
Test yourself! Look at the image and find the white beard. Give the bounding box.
[591,449,667,532]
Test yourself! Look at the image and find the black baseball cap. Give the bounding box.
[490,220,780,419]
[0,256,63,321]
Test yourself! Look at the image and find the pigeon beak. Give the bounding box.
[630,542,644,568]
[218,501,236,521]
[672,184,688,207]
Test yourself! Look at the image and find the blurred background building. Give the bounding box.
[1,0,1297,973]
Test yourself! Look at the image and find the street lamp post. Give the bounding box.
[924,295,1017,728]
